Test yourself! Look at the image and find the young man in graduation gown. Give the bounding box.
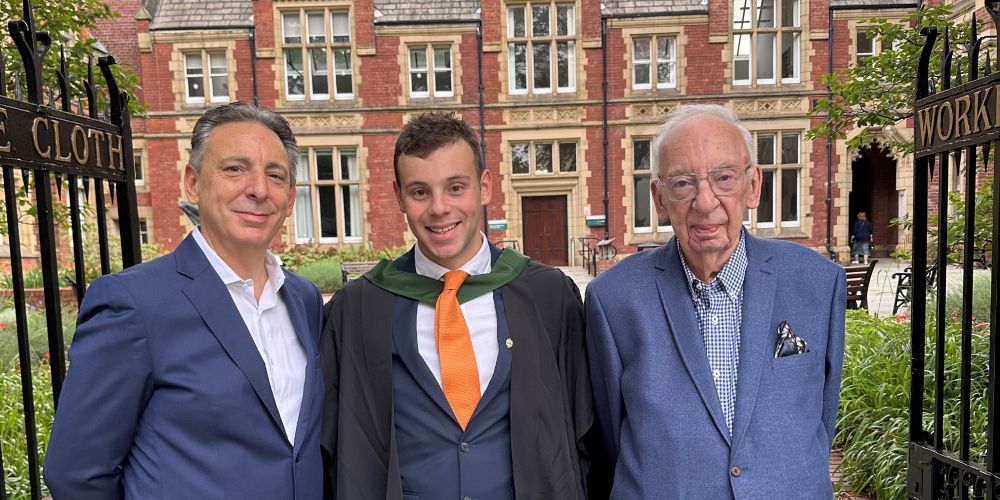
[320,112,596,499]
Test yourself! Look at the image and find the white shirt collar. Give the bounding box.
[191,227,285,292]
[413,232,492,280]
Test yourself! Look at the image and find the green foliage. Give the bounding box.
[890,174,993,265]
[1,364,54,499]
[294,258,344,294]
[837,273,993,499]
[0,0,145,116]
[0,301,77,370]
[278,244,407,269]
[809,4,972,155]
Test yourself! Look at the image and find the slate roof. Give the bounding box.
[374,0,480,24]
[829,0,916,8]
[146,0,253,30]
[603,0,708,16]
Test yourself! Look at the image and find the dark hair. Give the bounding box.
[189,101,300,185]
[393,112,484,185]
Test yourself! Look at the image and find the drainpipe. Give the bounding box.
[826,6,835,260]
[601,16,609,240]
[478,20,488,235]
[249,22,259,106]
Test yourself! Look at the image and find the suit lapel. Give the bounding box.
[281,277,317,451]
[655,241,731,444]
[176,236,284,437]
[392,296,458,421]
[731,235,776,449]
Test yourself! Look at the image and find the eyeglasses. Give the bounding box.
[655,164,752,202]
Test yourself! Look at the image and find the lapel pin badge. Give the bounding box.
[505,338,513,349]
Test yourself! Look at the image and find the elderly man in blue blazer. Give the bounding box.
[44,102,324,499]
[586,104,846,498]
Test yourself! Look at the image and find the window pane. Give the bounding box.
[635,63,651,86]
[634,39,651,86]
[734,34,751,81]
[733,0,752,29]
[411,71,428,93]
[512,143,530,174]
[319,186,338,238]
[557,41,572,88]
[185,54,204,99]
[209,52,226,73]
[435,70,452,93]
[410,48,427,69]
[334,49,352,96]
[756,0,774,28]
[556,5,574,36]
[296,155,310,181]
[634,38,651,61]
[283,13,301,44]
[532,5,550,36]
[509,6,526,37]
[284,49,305,96]
[332,12,350,43]
[307,12,325,43]
[559,142,576,172]
[533,43,551,89]
[334,49,351,70]
[634,174,651,228]
[535,143,553,173]
[781,132,799,163]
[634,140,651,171]
[857,30,874,55]
[340,150,358,180]
[295,186,314,240]
[657,38,675,86]
[211,76,228,100]
[434,47,450,69]
[316,149,334,180]
[781,168,799,222]
[343,184,360,237]
[310,48,329,95]
[410,48,428,93]
[133,153,144,182]
[781,0,799,27]
[757,133,775,165]
[757,170,774,223]
[512,43,527,90]
[657,61,674,86]
[757,32,775,80]
[781,32,799,79]
[335,73,352,95]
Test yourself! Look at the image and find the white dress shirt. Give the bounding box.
[192,228,307,444]
[414,234,499,396]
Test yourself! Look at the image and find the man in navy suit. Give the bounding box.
[321,112,596,499]
[44,102,324,499]
[586,104,846,498]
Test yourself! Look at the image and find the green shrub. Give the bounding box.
[837,306,991,499]
[295,258,345,294]
[1,364,54,499]
[0,304,77,372]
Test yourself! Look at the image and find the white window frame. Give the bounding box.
[295,147,363,244]
[631,36,677,90]
[281,9,353,102]
[408,44,454,98]
[184,50,229,104]
[509,140,578,176]
[133,151,145,187]
[632,138,672,234]
[506,2,576,96]
[856,28,879,63]
[752,131,801,230]
[732,0,800,86]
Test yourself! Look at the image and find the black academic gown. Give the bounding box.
[319,249,598,500]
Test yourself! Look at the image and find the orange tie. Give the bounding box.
[435,270,481,429]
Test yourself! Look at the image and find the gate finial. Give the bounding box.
[7,0,52,104]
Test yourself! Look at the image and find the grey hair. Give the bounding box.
[650,104,755,178]
[188,101,300,185]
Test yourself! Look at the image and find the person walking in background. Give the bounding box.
[851,211,873,264]
[44,102,324,499]
[585,104,846,499]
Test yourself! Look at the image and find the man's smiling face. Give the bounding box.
[393,140,491,270]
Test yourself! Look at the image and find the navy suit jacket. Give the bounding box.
[585,234,846,499]
[44,233,325,500]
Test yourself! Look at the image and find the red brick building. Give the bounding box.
[91,0,924,265]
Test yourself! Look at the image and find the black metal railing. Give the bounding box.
[907,5,1000,497]
[0,1,140,498]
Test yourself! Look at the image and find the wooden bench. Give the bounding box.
[844,260,877,310]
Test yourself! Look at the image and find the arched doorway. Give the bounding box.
[849,143,898,257]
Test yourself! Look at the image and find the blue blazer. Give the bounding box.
[44,234,325,500]
[585,234,846,499]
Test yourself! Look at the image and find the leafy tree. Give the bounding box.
[810,4,994,262]
[808,4,973,156]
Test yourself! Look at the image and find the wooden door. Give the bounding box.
[522,195,568,266]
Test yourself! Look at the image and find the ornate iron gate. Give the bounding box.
[908,4,1000,498]
[0,1,140,498]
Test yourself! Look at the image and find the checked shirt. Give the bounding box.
[678,235,748,435]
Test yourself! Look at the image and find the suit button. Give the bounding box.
[460,442,471,452]
[464,496,472,500]
[730,466,742,477]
